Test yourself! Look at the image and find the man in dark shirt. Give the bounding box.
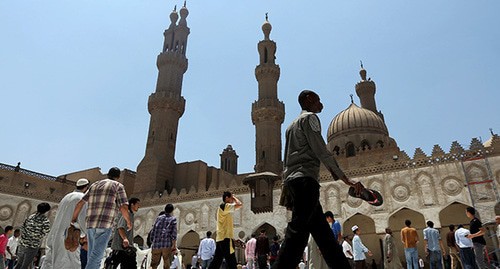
[256,230,270,269]
[273,90,363,269]
[446,225,462,269]
[269,236,280,267]
[465,207,487,269]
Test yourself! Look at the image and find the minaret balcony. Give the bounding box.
[148,92,186,116]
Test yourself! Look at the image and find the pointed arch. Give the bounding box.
[439,202,470,228]
[253,222,277,243]
[388,207,426,263]
[415,171,436,205]
[342,213,380,261]
[179,230,200,264]
[346,142,356,157]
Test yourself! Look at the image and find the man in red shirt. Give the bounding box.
[0,226,14,269]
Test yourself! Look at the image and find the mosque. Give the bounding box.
[1,3,499,265]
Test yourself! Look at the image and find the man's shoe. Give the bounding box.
[348,187,383,206]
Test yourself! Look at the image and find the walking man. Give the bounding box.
[401,219,420,269]
[71,167,131,269]
[208,191,243,269]
[465,207,488,269]
[423,221,445,269]
[197,231,215,269]
[342,235,354,268]
[41,178,90,269]
[455,225,477,269]
[325,211,342,243]
[150,204,177,269]
[6,229,20,269]
[446,225,462,269]
[15,203,51,269]
[352,225,372,269]
[255,230,270,269]
[109,197,140,269]
[273,90,363,269]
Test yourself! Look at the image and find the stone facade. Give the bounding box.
[1,4,499,266]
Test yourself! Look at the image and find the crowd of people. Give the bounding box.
[1,90,499,269]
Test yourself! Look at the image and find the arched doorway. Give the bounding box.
[254,222,278,243]
[388,208,426,266]
[343,214,381,266]
[179,230,200,268]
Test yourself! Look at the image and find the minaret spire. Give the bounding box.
[135,4,191,194]
[252,17,284,174]
[355,63,382,119]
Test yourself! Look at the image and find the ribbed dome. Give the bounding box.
[327,103,388,140]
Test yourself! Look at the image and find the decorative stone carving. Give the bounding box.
[0,205,13,221]
[417,174,436,205]
[185,212,195,225]
[201,204,209,229]
[441,177,463,196]
[14,201,31,227]
[326,186,341,215]
[346,193,362,208]
[392,184,410,202]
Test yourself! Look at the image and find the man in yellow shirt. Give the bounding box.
[401,219,419,269]
[208,191,243,269]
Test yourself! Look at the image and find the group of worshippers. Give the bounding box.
[0,167,141,269]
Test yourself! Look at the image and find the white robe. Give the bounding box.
[41,190,87,269]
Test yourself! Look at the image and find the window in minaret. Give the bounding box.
[264,47,268,63]
[261,151,266,160]
[346,142,356,157]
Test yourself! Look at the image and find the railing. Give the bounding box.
[0,162,57,181]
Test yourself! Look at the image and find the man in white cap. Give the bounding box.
[352,225,372,269]
[41,178,90,269]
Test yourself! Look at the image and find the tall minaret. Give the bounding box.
[135,4,190,194]
[355,62,384,120]
[251,15,285,174]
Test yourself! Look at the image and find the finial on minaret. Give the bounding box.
[265,12,269,21]
[350,94,354,103]
[359,61,367,81]
[183,0,186,7]
[490,128,495,136]
[174,5,177,11]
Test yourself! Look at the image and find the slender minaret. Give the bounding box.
[251,15,285,174]
[220,145,238,175]
[135,4,190,194]
[355,62,384,120]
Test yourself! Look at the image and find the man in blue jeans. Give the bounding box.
[423,221,445,269]
[401,219,419,269]
[72,167,131,269]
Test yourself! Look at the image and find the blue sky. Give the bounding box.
[1,1,499,176]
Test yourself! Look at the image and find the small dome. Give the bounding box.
[327,103,388,140]
[262,20,272,40]
[169,9,179,24]
[180,5,189,18]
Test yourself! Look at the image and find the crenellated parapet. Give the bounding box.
[156,51,188,71]
[255,65,280,81]
[148,92,186,116]
[251,100,285,123]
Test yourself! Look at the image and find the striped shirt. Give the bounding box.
[151,214,177,249]
[19,213,51,248]
[82,179,128,229]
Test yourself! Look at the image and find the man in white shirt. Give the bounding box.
[454,225,476,269]
[197,231,215,269]
[352,225,372,269]
[342,235,354,268]
[6,229,20,269]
